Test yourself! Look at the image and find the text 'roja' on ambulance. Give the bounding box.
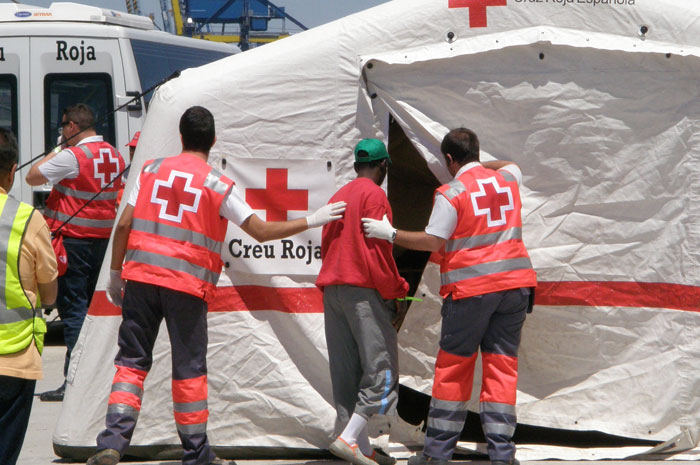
[0,2,238,207]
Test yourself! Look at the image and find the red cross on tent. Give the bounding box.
[93,148,120,188]
[151,171,202,223]
[246,168,308,221]
[449,0,507,28]
[471,177,514,227]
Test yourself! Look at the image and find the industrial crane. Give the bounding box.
[161,0,307,50]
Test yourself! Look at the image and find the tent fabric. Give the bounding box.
[55,0,700,459]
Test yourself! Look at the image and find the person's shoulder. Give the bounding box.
[97,140,123,156]
[497,163,522,185]
[24,207,51,243]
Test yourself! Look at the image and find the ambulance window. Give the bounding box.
[0,75,18,142]
[130,39,233,104]
[44,73,116,152]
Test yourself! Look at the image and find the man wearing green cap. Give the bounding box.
[316,138,408,465]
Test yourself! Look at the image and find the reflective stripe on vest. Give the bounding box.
[130,218,223,255]
[53,184,119,201]
[0,195,45,355]
[442,257,534,286]
[43,208,116,229]
[438,166,536,299]
[125,249,221,285]
[44,141,124,238]
[445,227,522,253]
[204,171,231,195]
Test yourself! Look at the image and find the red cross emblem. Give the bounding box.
[93,148,120,188]
[471,177,514,227]
[246,168,308,221]
[449,0,507,28]
[151,170,202,223]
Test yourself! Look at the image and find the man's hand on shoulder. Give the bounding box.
[361,214,396,242]
[305,201,347,228]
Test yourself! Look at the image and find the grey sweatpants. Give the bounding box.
[323,285,399,435]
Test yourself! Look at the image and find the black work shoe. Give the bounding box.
[86,448,120,465]
[492,459,520,465]
[407,454,448,465]
[39,382,66,402]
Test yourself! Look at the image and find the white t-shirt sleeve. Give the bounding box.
[499,163,523,186]
[424,194,458,240]
[220,185,255,226]
[38,149,80,184]
[127,175,140,207]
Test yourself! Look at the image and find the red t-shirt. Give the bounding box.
[316,177,408,299]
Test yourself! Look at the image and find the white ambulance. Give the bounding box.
[0,2,238,206]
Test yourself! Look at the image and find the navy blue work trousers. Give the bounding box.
[57,236,109,376]
[0,375,36,465]
[96,280,213,465]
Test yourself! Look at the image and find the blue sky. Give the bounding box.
[25,1,389,31]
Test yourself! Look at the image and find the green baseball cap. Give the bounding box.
[354,138,391,164]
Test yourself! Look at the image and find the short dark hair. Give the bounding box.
[64,103,95,131]
[179,106,215,153]
[0,127,18,153]
[440,128,479,164]
[353,159,386,171]
[0,135,18,173]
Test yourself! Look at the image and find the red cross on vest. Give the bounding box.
[449,0,506,28]
[246,168,308,221]
[151,170,202,223]
[93,147,120,188]
[471,177,514,227]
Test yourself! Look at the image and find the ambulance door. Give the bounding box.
[0,39,30,203]
[29,36,127,208]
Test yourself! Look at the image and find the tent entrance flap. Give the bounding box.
[387,115,441,299]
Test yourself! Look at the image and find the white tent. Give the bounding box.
[55,0,700,460]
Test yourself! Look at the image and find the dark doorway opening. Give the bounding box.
[386,115,441,299]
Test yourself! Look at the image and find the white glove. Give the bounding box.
[106,269,124,308]
[306,201,347,228]
[361,214,397,242]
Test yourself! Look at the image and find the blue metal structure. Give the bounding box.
[181,0,308,50]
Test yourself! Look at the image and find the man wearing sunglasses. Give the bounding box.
[26,103,126,402]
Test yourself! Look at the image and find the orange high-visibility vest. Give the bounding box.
[122,153,234,301]
[437,165,536,299]
[44,141,125,238]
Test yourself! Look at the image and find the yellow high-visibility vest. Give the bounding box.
[0,194,46,355]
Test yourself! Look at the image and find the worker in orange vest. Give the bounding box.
[87,106,345,465]
[363,128,536,465]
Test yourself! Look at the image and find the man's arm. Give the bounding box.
[37,281,58,307]
[394,230,446,252]
[234,201,346,243]
[481,160,515,171]
[29,214,58,307]
[25,150,58,185]
[240,214,309,243]
[362,214,446,251]
[111,204,134,270]
[104,204,133,307]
